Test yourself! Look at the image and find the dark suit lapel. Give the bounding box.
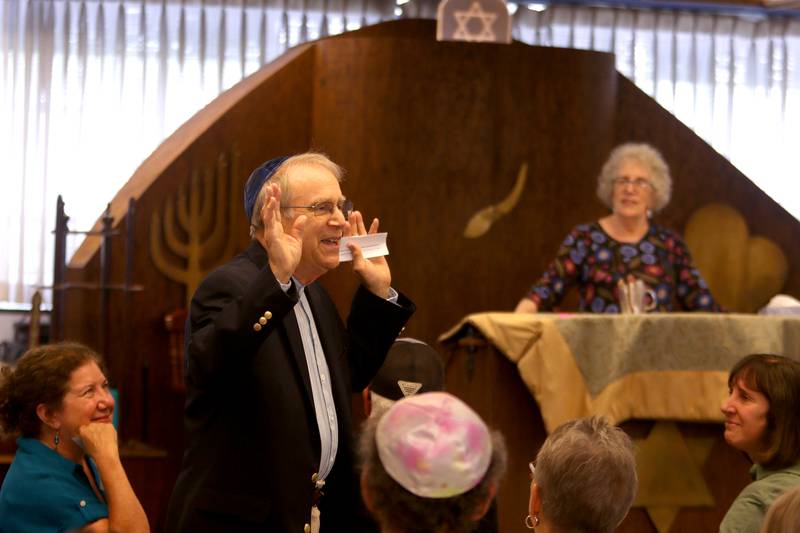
[305,284,338,367]
[244,241,315,408]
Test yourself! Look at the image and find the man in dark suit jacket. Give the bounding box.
[165,153,415,533]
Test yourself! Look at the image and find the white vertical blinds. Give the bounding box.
[510,5,800,221]
[0,0,390,305]
[1,1,798,305]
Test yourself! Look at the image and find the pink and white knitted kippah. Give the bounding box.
[375,392,492,498]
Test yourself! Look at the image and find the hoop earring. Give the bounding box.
[524,514,539,530]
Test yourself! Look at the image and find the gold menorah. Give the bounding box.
[150,150,242,308]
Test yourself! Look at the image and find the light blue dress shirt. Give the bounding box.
[280,278,398,481]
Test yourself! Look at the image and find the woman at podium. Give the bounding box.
[515,143,721,314]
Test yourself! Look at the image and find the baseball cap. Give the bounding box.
[370,338,445,402]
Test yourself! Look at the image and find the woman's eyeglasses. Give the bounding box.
[614,177,652,190]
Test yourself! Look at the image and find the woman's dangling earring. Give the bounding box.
[54,430,60,447]
[646,208,653,219]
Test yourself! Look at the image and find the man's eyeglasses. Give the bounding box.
[614,177,653,190]
[282,199,353,219]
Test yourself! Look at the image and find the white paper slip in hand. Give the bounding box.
[339,232,389,262]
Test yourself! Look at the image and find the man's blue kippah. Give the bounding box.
[244,156,290,222]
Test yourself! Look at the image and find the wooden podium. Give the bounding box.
[440,313,800,532]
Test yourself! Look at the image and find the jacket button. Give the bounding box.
[259,317,267,325]
[264,311,273,319]
[253,323,262,332]
[311,472,318,483]
[304,524,310,533]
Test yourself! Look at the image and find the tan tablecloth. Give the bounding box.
[440,312,800,432]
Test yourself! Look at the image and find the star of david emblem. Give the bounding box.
[634,422,716,532]
[452,2,497,43]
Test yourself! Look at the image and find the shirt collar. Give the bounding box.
[16,436,82,471]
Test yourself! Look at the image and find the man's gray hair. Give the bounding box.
[248,152,344,239]
[534,416,638,533]
[596,142,672,213]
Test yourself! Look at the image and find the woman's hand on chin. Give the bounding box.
[78,422,120,463]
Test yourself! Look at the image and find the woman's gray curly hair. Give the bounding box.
[533,416,638,533]
[596,142,672,213]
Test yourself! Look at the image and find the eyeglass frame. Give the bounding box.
[614,176,653,190]
[281,198,353,219]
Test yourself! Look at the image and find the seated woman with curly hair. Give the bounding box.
[0,342,149,533]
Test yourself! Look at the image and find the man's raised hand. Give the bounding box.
[346,210,391,299]
[261,183,306,283]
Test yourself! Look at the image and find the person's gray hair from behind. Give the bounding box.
[534,416,638,533]
[247,152,345,239]
[760,486,800,533]
[596,142,672,213]
[360,392,507,533]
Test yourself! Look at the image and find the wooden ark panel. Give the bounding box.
[311,22,618,344]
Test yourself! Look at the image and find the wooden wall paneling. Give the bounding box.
[314,22,618,345]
